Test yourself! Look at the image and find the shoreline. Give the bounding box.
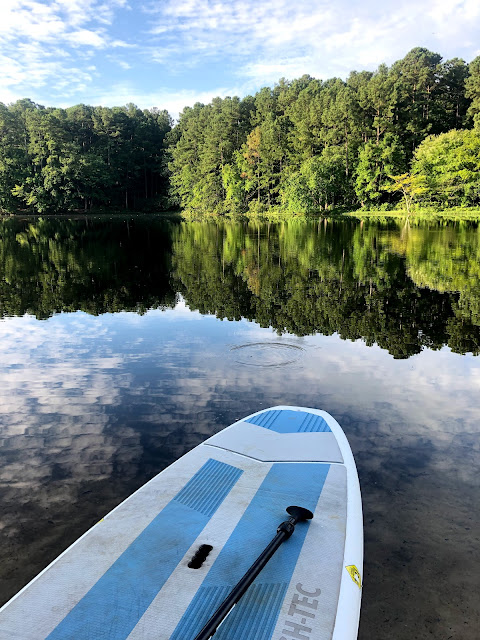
[2,208,480,223]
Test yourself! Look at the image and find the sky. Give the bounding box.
[1,0,480,118]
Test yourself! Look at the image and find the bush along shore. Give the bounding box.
[1,47,480,219]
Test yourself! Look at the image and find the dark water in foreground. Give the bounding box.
[0,215,479,639]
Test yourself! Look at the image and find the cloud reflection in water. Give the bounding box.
[0,305,478,639]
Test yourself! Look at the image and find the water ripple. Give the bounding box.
[230,342,304,367]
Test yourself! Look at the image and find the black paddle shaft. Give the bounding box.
[192,505,313,640]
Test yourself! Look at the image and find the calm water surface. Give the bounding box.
[0,215,479,639]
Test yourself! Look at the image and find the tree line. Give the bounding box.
[169,47,480,217]
[1,47,480,216]
[0,101,172,213]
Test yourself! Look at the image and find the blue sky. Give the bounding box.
[1,0,479,118]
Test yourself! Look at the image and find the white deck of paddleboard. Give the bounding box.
[0,406,363,640]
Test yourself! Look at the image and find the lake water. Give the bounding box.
[0,215,479,639]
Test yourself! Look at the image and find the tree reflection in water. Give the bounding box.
[1,215,479,357]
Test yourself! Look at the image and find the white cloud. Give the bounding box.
[110,39,136,48]
[241,57,315,84]
[0,1,128,104]
[144,0,480,86]
[0,0,479,113]
[68,29,107,48]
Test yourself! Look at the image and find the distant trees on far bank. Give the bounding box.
[1,47,480,216]
[0,101,172,213]
[168,47,480,217]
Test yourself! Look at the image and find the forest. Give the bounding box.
[0,47,480,217]
[0,102,172,213]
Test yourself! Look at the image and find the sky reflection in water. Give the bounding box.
[0,217,479,639]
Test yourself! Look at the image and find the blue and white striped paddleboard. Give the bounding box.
[0,406,363,639]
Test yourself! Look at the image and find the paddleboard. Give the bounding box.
[0,406,363,640]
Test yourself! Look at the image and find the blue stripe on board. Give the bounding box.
[218,582,288,640]
[46,459,243,640]
[174,458,243,516]
[168,585,232,637]
[171,462,330,640]
[246,409,331,433]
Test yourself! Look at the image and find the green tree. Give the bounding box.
[239,126,263,205]
[465,56,480,128]
[221,158,244,215]
[391,47,443,151]
[281,147,349,213]
[383,173,427,213]
[438,58,470,131]
[355,135,406,205]
[412,129,480,206]
[168,97,253,216]
[321,79,361,178]
[285,78,325,162]
[359,64,396,144]
[0,103,30,211]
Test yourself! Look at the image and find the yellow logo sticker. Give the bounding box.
[345,565,362,588]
